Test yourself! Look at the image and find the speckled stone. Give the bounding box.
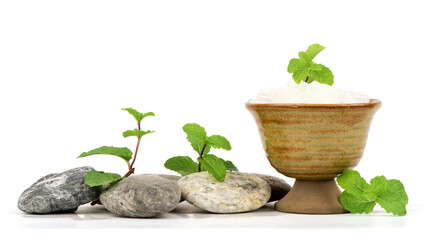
[178,172,271,213]
[17,166,101,214]
[100,174,181,218]
[250,173,292,202]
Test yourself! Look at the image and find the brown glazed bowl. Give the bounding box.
[246,99,381,214]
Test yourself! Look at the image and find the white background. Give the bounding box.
[1,0,426,239]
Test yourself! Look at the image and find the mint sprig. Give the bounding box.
[164,123,238,182]
[337,170,408,216]
[287,43,334,85]
[78,108,154,187]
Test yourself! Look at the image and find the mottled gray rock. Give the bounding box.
[250,173,291,202]
[100,174,181,218]
[178,172,271,213]
[18,166,101,214]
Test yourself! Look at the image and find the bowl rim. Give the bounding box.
[246,98,381,109]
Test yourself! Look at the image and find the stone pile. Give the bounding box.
[18,167,291,217]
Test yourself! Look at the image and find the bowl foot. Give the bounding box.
[274,179,348,214]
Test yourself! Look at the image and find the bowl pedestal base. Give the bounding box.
[274,179,348,214]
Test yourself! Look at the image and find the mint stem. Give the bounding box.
[126,160,132,171]
[123,122,142,178]
[305,75,309,82]
[198,144,208,172]
[130,137,141,170]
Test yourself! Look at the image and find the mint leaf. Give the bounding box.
[340,191,375,214]
[337,170,370,196]
[306,43,326,60]
[183,123,208,155]
[376,179,408,216]
[122,108,154,123]
[141,112,155,119]
[123,129,154,138]
[298,51,311,63]
[369,175,387,194]
[338,170,408,216]
[289,63,309,84]
[287,43,334,85]
[206,135,231,151]
[84,170,122,187]
[164,156,198,176]
[198,154,226,182]
[78,146,133,162]
[287,58,301,73]
[309,62,323,71]
[308,64,334,85]
[220,158,239,172]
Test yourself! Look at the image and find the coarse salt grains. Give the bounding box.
[250,81,370,104]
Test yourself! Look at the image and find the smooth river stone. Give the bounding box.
[100,174,181,217]
[18,166,101,214]
[178,172,271,213]
[250,173,291,202]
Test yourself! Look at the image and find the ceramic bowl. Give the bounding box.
[246,99,381,180]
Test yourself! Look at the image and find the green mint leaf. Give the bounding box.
[338,170,409,216]
[287,58,301,73]
[123,129,154,138]
[164,156,199,176]
[308,64,334,85]
[298,51,311,63]
[362,190,377,202]
[376,179,408,216]
[206,135,231,151]
[287,43,334,85]
[340,191,375,214]
[78,146,133,162]
[183,123,208,155]
[288,63,309,84]
[306,43,326,60]
[309,62,323,71]
[198,154,226,182]
[220,158,239,172]
[142,112,155,119]
[337,170,370,196]
[122,108,155,123]
[369,175,387,194]
[360,175,387,201]
[84,170,122,187]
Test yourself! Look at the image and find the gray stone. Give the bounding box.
[250,173,292,202]
[178,172,271,213]
[18,166,101,214]
[100,174,181,218]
